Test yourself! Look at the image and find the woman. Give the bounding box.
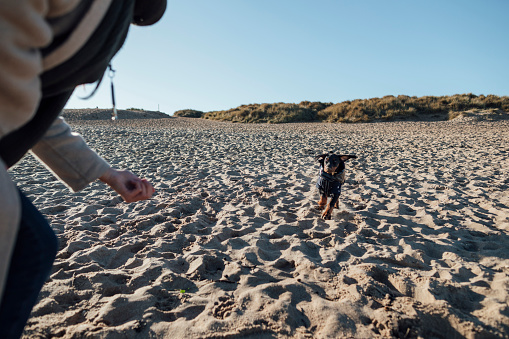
[0,1,166,337]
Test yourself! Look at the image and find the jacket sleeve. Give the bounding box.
[30,117,110,192]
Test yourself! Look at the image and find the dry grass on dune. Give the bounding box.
[319,94,509,123]
[174,94,509,124]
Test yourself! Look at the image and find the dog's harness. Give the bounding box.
[320,169,344,183]
[317,167,344,199]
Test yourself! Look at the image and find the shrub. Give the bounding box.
[173,109,204,118]
[203,103,317,123]
[299,101,334,112]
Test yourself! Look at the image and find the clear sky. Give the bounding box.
[65,0,509,115]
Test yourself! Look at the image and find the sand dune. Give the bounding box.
[9,111,509,338]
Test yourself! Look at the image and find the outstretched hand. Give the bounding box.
[99,168,155,203]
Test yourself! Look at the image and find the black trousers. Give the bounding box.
[0,191,58,339]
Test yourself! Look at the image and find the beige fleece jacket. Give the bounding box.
[0,0,112,306]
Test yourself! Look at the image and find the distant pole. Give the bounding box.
[158,104,160,112]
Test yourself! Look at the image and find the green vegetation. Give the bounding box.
[203,103,317,123]
[174,94,509,123]
[173,109,204,118]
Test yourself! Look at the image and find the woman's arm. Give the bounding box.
[30,117,154,201]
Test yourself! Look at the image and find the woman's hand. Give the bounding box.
[99,168,155,202]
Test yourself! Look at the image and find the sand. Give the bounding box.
[9,110,509,338]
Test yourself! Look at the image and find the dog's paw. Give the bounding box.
[321,208,332,220]
[322,214,332,220]
[316,204,326,211]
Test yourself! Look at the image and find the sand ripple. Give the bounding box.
[10,115,509,338]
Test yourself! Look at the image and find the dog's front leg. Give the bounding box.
[322,203,333,219]
[317,195,327,210]
[322,194,339,219]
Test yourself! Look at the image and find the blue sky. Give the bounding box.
[65,0,509,115]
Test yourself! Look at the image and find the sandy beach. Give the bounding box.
[10,110,509,338]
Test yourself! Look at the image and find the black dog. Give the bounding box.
[315,152,357,219]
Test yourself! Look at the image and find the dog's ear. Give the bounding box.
[340,154,357,161]
[315,153,327,161]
